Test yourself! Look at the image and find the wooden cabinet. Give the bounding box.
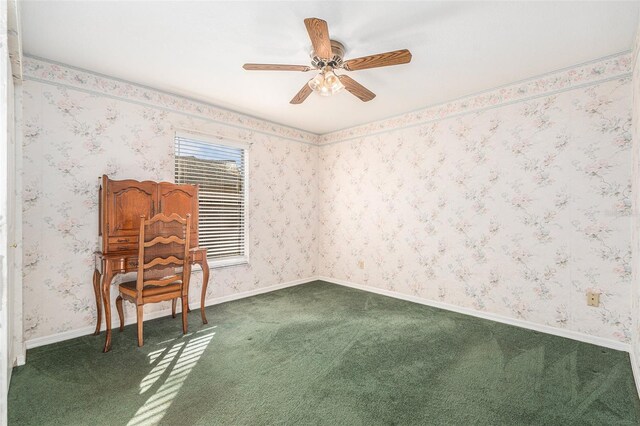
[158,182,199,247]
[103,179,155,251]
[95,175,210,352]
[99,175,199,254]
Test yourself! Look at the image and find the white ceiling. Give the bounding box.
[21,1,640,134]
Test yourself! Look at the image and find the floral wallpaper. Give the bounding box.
[23,57,317,145]
[320,53,632,145]
[21,52,637,351]
[1,4,10,421]
[21,69,318,341]
[631,34,640,381]
[318,76,633,344]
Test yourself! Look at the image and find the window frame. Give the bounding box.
[174,130,250,269]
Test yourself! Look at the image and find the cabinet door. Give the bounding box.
[158,182,199,248]
[106,180,156,248]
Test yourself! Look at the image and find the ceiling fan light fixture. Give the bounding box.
[324,69,344,95]
[318,86,332,97]
[308,72,325,92]
[308,67,344,97]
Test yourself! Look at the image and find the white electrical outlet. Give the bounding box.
[587,291,600,307]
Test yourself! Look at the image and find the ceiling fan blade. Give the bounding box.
[339,75,376,102]
[304,18,332,59]
[290,81,313,104]
[343,49,412,71]
[243,64,312,72]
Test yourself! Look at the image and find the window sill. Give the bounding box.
[207,257,249,269]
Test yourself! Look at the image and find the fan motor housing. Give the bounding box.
[311,40,345,69]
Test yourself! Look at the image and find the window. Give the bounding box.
[174,132,248,266]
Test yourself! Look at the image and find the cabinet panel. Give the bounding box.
[158,182,199,247]
[100,176,200,254]
[106,180,156,239]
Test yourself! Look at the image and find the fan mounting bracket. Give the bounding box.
[310,40,345,69]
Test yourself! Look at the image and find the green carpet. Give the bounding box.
[8,281,640,425]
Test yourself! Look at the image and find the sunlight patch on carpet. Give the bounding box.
[127,332,215,425]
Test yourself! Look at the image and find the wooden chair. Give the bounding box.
[116,213,192,347]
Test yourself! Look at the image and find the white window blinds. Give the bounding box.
[175,133,247,262]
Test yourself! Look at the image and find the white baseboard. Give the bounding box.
[631,350,640,399]
[22,275,632,356]
[24,276,318,350]
[14,342,26,366]
[319,276,631,352]
[15,353,25,367]
[25,326,104,350]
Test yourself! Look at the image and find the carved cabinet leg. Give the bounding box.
[116,296,124,332]
[200,259,210,324]
[172,299,177,318]
[93,269,102,336]
[101,267,114,353]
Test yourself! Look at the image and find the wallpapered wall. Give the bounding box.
[631,32,640,383]
[318,56,634,344]
[21,52,636,350]
[21,58,318,341]
[1,3,11,420]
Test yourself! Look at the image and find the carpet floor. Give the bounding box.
[8,281,640,425]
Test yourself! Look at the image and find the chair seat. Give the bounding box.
[119,280,183,298]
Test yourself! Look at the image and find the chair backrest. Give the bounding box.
[136,213,192,297]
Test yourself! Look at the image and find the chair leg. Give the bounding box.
[181,296,188,334]
[172,298,177,319]
[116,296,124,332]
[136,304,144,347]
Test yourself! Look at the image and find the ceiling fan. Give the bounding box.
[243,17,412,104]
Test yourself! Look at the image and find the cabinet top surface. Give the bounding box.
[101,175,197,188]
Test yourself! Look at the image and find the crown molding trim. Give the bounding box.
[22,55,320,145]
[22,51,632,146]
[320,51,632,145]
